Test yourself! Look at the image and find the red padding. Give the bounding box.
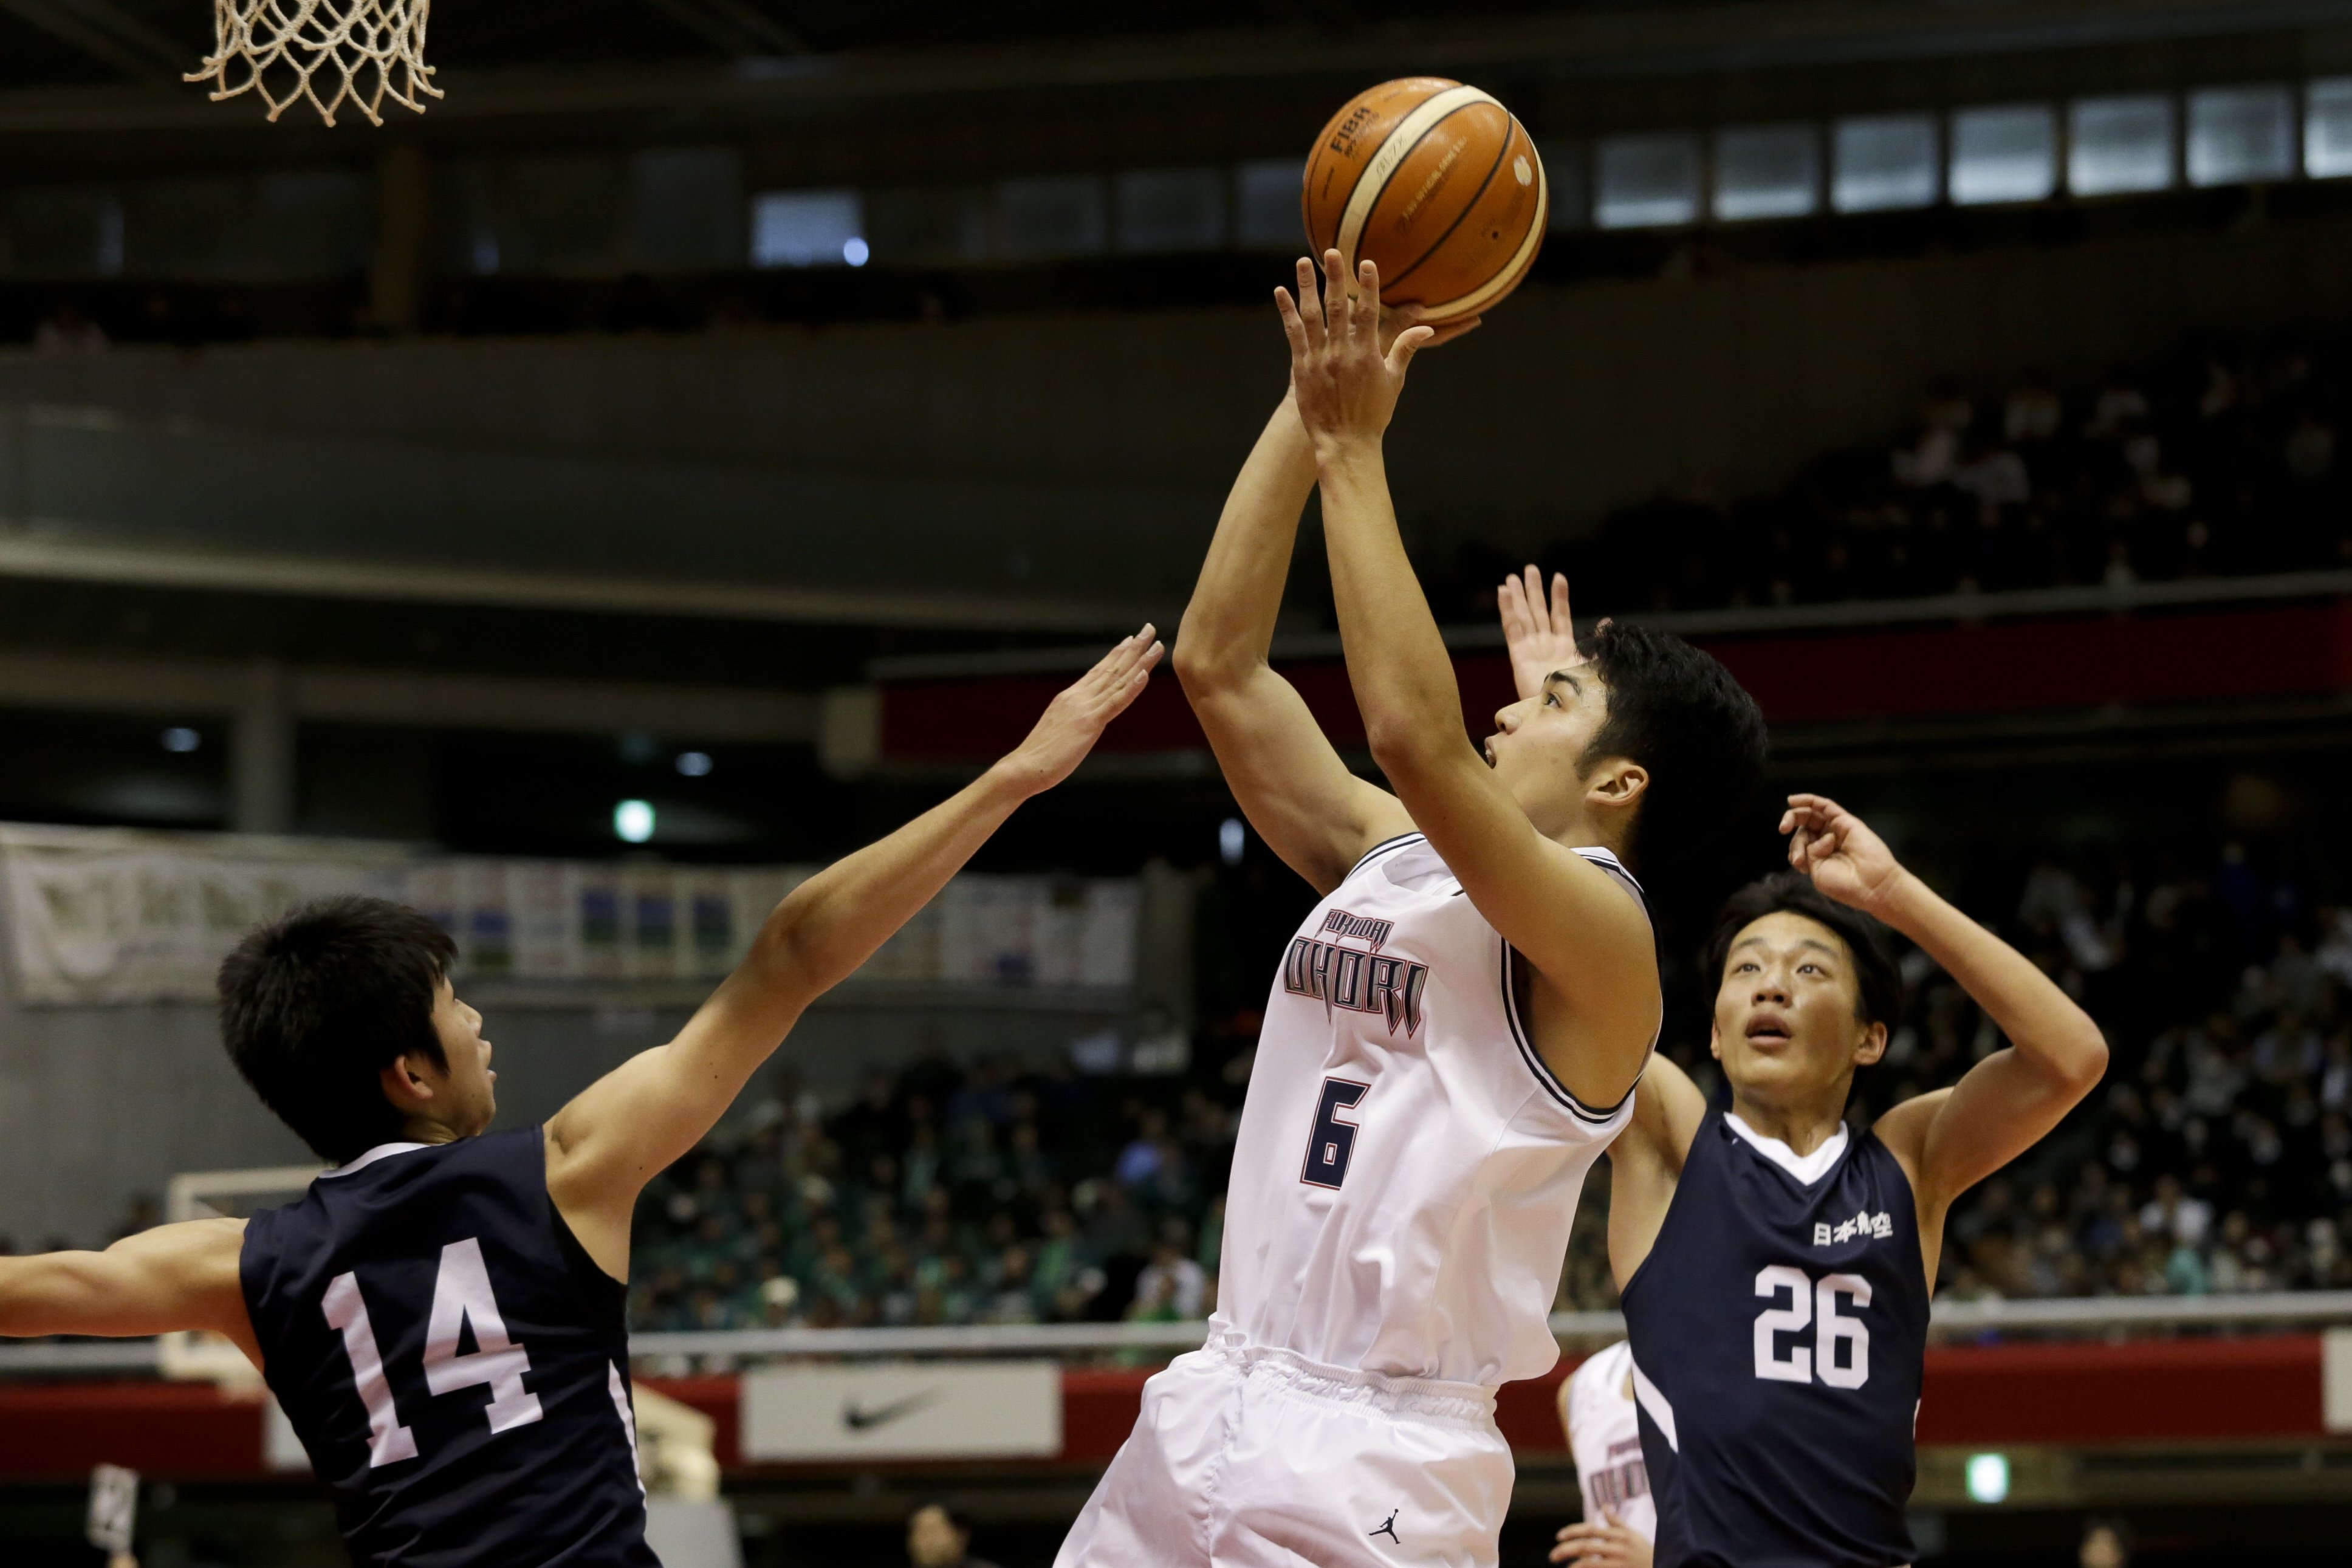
[1916,1335,2325,1444]
[0,1337,2326,1480]
[879,600,2352,764]
[0,1381,266,1480]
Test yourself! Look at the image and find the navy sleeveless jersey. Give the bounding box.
[241,1128,656,1568]
[1618,1111,1929,1568]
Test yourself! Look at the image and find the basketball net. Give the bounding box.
[186,0,442,128]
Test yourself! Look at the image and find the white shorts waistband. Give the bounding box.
[1202,1331,1498,1428]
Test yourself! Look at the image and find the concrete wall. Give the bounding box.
[8,212,2352,617]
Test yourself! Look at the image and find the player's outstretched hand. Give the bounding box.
[1551,1510,1653,1567]
[996,626,1164,795]
[1498,565,1594,702]
[1781,792,1909,916]
[1276,249,1435,456]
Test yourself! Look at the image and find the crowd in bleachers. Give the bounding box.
[1445,335,2352,621]
[631,827,2351,1328]
[628,1056,1237,1332]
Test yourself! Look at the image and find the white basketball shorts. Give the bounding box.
[1054,1335,1515,1568]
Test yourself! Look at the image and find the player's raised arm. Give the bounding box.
[1783,793,2108,1217]
[544,630,1163,1273]
[0,1217,257,1360]
[1280,248,1663,1109]
[1173,257,1474,895]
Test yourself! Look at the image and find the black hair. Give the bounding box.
[1706,872,1902,1031]
[217,895,456,1164]
[1577,620,1770,892]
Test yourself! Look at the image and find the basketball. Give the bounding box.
[1301,77,1548,323]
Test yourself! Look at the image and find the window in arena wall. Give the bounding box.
[864,185,990,266]
[993,175,1109,260]
[630,148,744,270]
[2068,95,2177,196]
[1949,104,2059,205]
[1712,123,1820,221]
[2305,78,2352,178]
[1594,132,1702,228]
[750,190,866,268]
[1539,138,1590,231]
[1114,168,1227,253]
[2187,85,2296,186]
[1831,115,1940,213]
[1232,159,1301,249]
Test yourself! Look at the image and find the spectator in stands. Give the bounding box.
[629,1052,1235,1331]
[2079,1516,2131,1568]
[1430,332,2352,619]
[32,299,106,354]
[907,1502,1000,1568]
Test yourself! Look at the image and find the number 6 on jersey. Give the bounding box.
[1300,1078,1368,1188]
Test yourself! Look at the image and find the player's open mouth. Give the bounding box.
[1482,741,1498,767]
[1745,1013,1792,1047]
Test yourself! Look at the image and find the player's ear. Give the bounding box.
[1709,1018,1724,1062]
[1584,757,1648,809]
[380,1053,436,1111]
[1853,1020,1888,1068]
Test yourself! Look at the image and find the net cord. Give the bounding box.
[185,0,441,128]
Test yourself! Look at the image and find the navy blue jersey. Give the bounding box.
[1619,1111,1928,1568]
[241,1128,656,1568]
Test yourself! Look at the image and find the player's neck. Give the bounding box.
[1540,799,1629,861]
[1726,1093,1847,1159]
[397,1112,467,1147]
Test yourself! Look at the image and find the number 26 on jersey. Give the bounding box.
[1753,1264,1870,1389]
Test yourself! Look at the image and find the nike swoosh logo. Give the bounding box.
[842,1391,939,1432]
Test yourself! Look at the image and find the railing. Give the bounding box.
[11,1291,2352,1377]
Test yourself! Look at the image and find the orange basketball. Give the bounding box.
[1301,77,1548,323]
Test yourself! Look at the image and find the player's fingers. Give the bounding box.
[1499,581,1529,638]
[1387,323,1433,375]
[1295,253,1321,322]
[1274,288,1311,360]
[1551,571,1574,628]
[1322,248,1349,338]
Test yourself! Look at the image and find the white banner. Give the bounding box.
[739,1360,1063,1462]
[0,823,1136,1005]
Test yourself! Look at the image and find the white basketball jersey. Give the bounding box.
[1210,834,1645,1388]
[1562,1341,1656,1539]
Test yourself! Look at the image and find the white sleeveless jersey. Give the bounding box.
[1562,1340,1656,1539]
[1210,834,1645,1388]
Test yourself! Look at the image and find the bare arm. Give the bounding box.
[1281,250,1661,1107]
[1603,1052,1710,1287]
[1782,794,2108,1226]
[1172,379,1408,894]
[546,632,1164,1277]
[0,1218,256,1362]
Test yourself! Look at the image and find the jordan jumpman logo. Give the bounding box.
[1369,1509,1402,1545]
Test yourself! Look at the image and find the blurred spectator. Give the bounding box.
[907,1502,999,1568]
[1438,334,2352,621]
[33,300,107,354]
[2080,1516,2131,1568]
[631,1056,1230,1331]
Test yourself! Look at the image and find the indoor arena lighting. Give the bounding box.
[1964,1452,2011,1504]
[614,799,656,843]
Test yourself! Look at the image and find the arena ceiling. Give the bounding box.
[4,1,2344,104]
[0,1,1630,94]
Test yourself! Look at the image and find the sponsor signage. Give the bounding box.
[740,1360,1062,1462]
